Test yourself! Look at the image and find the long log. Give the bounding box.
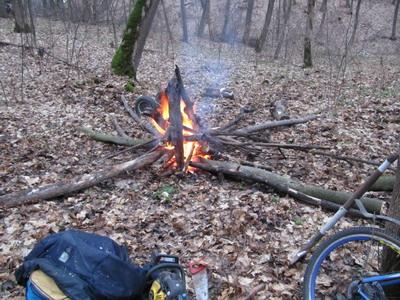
[191,158,383,213]
[233,115,318,135]
[79,127,152,146]
[0,149,166,208]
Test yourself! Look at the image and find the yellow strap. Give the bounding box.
[30,270,70,300]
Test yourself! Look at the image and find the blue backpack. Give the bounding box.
[15,230,147,300]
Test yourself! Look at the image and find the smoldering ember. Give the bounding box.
[0,1,400,299]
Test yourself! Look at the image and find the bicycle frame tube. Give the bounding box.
[361,273,400,286]
[291,153,399,264]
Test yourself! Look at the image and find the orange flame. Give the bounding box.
[149,91,209,171]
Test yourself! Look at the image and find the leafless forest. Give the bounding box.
[1,0,400,299]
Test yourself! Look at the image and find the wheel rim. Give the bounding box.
[307,233,400,300]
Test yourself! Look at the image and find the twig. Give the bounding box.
[241,284,266,300]
[307,150,395,169]
[102,138,158,161]
[111,116,130,138]
[215,109,246,132]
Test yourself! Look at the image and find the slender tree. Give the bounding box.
[242,0,254,44]
[348,0,362,45]
[133,0,160,72]
[390,0,400,40]
[197,0,210,37]
[180,0,189,42]
[303,0,315,68]
[221,0,231,41]
[111,0,147,78]
[255,0,276,53]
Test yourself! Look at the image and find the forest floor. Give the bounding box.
[1,17,400,299]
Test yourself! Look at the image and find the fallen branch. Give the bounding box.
[79,127,151,146]
[0,149,166,208]
[121,95,160,137]
[233,115,319,135]
[191,158,383,213]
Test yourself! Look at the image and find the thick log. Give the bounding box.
[167,78,185,170]
[191,158,383,213]
[79,127,151,146]
[370,176,395,191]
[0,149,166,208]
[233,115,318,135]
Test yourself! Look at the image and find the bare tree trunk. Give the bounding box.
[390,0,400,40]
[13,0,31,33]
[133,0,160,72]
[303,0,315,68]
[180,0,189,42]
[161,0,173,43]
[317,0,328,37]
[242,0,254,44]
[275,0,281,44]
[255,0,275,53]
[348,0,361,45]
[26,0,36,45]
[274,0,292,58]
[221,0,231,41]
[197,0,210,37]
[0,0,10,17]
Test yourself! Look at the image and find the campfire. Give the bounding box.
[123,65,320,176]
[137,66,210,173]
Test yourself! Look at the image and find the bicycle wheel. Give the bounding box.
[303,227,400,300]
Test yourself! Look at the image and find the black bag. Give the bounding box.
[15,229,147,300]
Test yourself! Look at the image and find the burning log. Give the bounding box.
[166,77,185,171]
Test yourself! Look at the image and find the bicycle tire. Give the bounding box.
[303,226,400,300]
